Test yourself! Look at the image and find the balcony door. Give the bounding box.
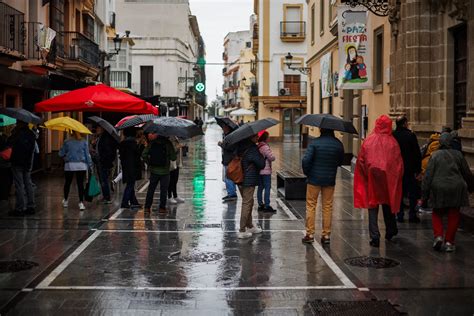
[284,75,301,96]
[284,5,302,35]
[140,66,154,97]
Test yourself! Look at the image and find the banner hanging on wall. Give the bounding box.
[320,52,332,98]
[337,7,372,90]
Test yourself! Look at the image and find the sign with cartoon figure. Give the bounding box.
[337,7,372,90]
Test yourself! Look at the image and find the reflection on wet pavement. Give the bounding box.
[0,125,472,315]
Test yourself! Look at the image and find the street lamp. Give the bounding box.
[284,52,311,75]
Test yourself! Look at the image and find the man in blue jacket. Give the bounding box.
[302,129,344,244]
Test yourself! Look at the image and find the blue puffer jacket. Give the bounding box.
[302,131,344,186]
[238,140,265,187]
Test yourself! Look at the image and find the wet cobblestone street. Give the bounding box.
[0,125,473,315]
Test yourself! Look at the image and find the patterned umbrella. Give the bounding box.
[143,117,203,139]
[116,114,158,130]
[0,108,42,125]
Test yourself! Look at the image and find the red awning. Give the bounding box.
[35,84,158,115]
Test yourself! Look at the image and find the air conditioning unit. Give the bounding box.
[279,88,291,96]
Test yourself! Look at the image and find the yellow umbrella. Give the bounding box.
[43,117,92,134]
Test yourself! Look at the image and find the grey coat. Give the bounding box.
[422,148,472,209]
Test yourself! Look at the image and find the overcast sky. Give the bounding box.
[189,0,253,103]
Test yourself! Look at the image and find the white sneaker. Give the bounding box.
[445,242,456,252]
[62,199,68,208]
[78,202,86,211]
[168,198,177,204]
[248,226,263,234]
[237,231,252,239]
[175,197,185,203]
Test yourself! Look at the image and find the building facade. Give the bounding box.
[115,0,205,119]
[252,0,308,141]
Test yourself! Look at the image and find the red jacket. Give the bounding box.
[353,115,404,213]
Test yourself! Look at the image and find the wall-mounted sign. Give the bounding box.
[195,82,205,93]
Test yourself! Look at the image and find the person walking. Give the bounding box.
[301,129,344,244]
[119,128,142,209]
[59,132,92,210]
[422,132,473,252]
[393,115,422,223]
[8,121,37,216]
[236,135,265,239]
[219,125,238,202]
[95,126,118,204]
[142,133,176,214]
[257,131,276,212]
[354,115,403,247]
[168,136,185,204]
[0,131,12,203]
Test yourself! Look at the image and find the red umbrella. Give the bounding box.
[35,84,158,115]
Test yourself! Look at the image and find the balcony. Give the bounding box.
[280,21,306,42]
[277,81,307,97]
[58,31,100,76]
[110,71,131,89]
[0,2,25,62]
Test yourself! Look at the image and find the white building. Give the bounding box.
[115,0,202,117]
[253,0,308,141]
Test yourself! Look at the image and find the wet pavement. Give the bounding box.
[0,125,473,315]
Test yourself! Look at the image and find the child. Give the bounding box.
[357,56,367,79]
[257,131,276,212]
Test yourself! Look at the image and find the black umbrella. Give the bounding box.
[295,114,358,134]
[215,116,238,131]
[143,117,204,139]
[88,116,120,142]
[116,114,158,130]
[223,118,280,147]
[0,107,42,125]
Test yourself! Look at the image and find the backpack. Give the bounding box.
[226,149,250,184]
[148,142,168,167]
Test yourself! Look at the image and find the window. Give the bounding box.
[140,66,154,96]
[246,41,251,48]
[311,4,315,45]
[319,0,324,35]
[374,26,384,91]
[328,1,333,26]
[319,79,323,113]
[282,4,305,40]
[310,83,314,114]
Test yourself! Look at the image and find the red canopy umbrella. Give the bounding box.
[35,84,158,115]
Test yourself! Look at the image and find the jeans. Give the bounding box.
[398,174,420,220]
[224,165,237,197]
[145,173,170,209]
[305,184,335,238]
[368,204,398,240]
[121,180,138,207]
[238,186,255,232]
[64,170,86,202]
[432,208,461,243]
[98,166,111,200]
[12,167,35,211]
[257,175,271,207]
[168,167,179,198]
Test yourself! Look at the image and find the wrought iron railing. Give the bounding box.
[0,2,25,54]
[280,21,306,38]
[277,81,307,97]
[110,70,131,89]
[59,31,100,67]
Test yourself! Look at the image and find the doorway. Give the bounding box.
[282,108,302,142]
[453,24,467,130]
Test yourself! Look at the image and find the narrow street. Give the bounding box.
[0,125,471,315]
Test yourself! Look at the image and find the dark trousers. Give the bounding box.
[12,166,35,211]
[398,174,419,220]
[0,168,12,200]
[257,174,271,207]
[98,166,111,200]
[121,180,138,207]
[64,170,86,202]
[368,204,398,240]
[145,173,170,209]
[168,167,180,198]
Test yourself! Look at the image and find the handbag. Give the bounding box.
[0,147,12,161]
[85,174,101,202]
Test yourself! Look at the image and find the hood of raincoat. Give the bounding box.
[429,133,440,142]
[440,132,454,149]
[353,115,404,213]
[374,115,393,135]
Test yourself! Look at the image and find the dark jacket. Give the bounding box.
[393,127,421,176]
[142,137,177,176]
[238,140,265,187]
[221,131,235,166]
[119,137,142,184]
[302,131,344,187]
[97,133,118,169]
[9,127,36,169]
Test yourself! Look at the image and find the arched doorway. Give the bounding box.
[282,108,302,142]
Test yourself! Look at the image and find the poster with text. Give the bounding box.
[337,7,372,90]
[320,52,332,98]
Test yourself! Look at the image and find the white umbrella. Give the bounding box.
[230,108,256,116]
